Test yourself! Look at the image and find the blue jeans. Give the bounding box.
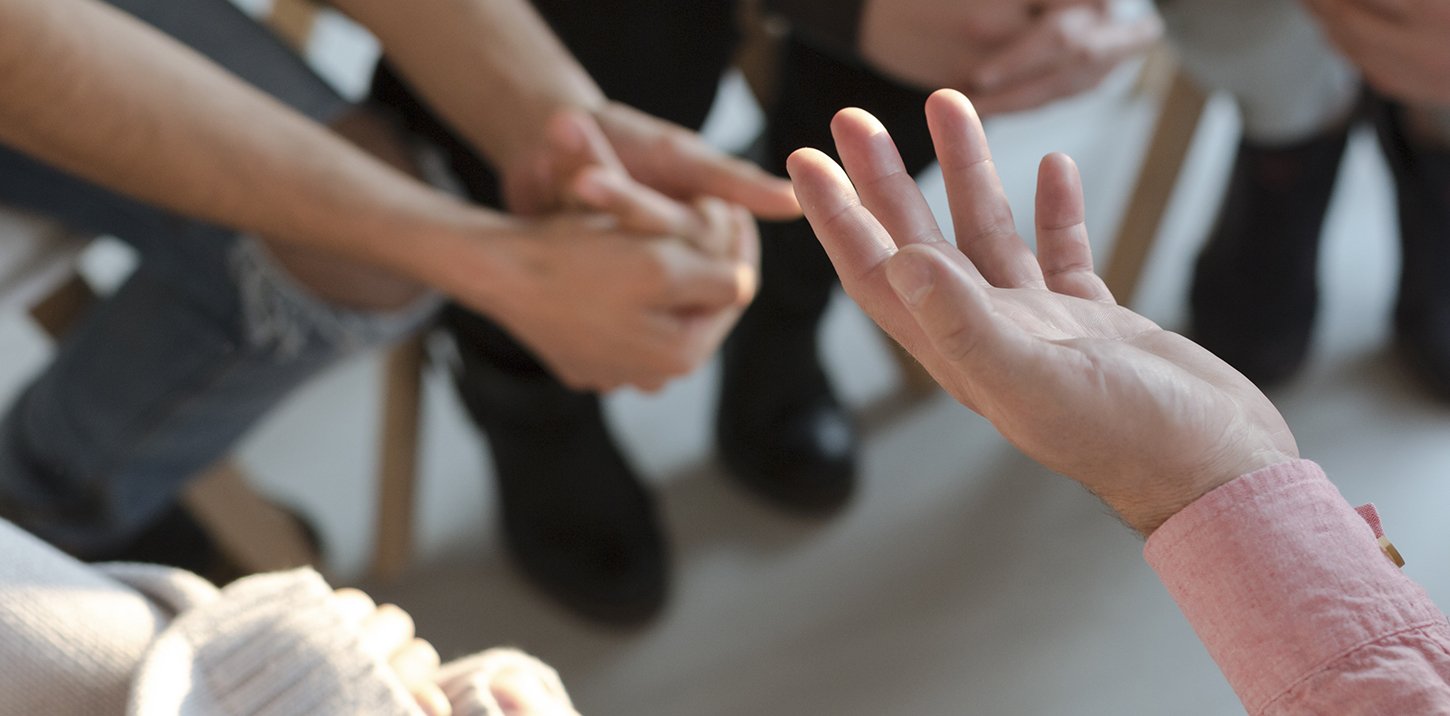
[0,0,436,555]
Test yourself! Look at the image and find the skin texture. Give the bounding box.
[857,0,1161,115]
[787,90,1299,534]
[1303,0,1450,108]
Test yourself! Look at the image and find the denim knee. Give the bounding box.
[229,237,441,359]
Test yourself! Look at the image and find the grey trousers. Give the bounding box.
[0,0,435,554]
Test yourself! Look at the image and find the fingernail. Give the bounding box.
[886,251,935,306]
[735,263,759,304]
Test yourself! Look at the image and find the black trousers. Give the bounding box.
[371,0,941,384]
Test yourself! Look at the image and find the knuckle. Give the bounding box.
[934,321,980,363]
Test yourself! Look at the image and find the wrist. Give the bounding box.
[1106,450,1301,536]
[377,203,523,318]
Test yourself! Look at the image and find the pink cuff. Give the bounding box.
[1144,460,1445,714]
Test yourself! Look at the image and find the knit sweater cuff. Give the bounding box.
[128,568,419,716]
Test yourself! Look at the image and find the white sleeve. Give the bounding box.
[0,520,171,716]
[127,568,423,716]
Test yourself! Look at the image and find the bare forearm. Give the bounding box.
[0,0,504,286]
[332,0,605,170]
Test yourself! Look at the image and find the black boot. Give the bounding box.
[443,309,667,626]
[1373,99,1450,401]
[1189,127,1352,388]
[716,217,857,514]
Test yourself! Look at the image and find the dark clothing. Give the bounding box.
[370,1,934,383]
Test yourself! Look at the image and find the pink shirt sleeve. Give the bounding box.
[1144,460,1450,715]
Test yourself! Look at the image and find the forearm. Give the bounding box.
[333,0,605,171]
[0,0,507,290]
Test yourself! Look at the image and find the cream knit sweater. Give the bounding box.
[0,520,576,715]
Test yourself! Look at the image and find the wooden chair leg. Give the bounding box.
[266,0,321,50]
[735,0,785,110]
[1103,54,1209,306]
[28,274,97,339]
[183,461,320,572]
[371,334,426,581]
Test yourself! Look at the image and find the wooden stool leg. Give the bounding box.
[183,461,319,572]
[371,334,426,581]
[28,274,97,339]
[266,0,321,50]
[1103,58,1209,306]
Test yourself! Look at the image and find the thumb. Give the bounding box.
[545,110,626,205]
[884,245,1024,377]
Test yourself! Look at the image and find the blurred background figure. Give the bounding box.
[1166,0,1450,396]
[372,0,1158,625]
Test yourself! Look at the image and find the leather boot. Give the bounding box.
[1189,127,1352,388]
[716,217,857,514]
[443,308,667,626]
[1373,99,1450,402]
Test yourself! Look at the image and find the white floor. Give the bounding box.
[4,14,1450,714]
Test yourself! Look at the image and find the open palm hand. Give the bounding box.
[787,90,1297,533]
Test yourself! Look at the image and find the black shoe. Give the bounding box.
[715,219,857,515]
[1373,99,1450,401]
[80,502,320,587]
[446,317,667,626]
[1189,127,1352,388]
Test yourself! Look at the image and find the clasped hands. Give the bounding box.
[860,0,1162,115]
[485,104,799,393]
[789,90,1300,534]
[1301,0,1450,106]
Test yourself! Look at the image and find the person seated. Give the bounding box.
[0,0,777,583]
[0,516,576,716]
[788,89,1450,712]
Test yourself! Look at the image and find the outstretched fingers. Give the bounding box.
[789,146,939,355]
[1034,153,1114,302]
[924,89,1046,290]
[786,147,898,284]
[831,108,952,251]
[673,139,803,221]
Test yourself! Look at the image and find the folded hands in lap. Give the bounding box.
[859,0,1161,116]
